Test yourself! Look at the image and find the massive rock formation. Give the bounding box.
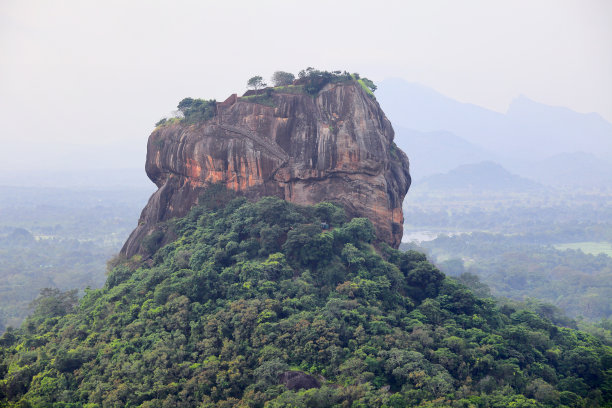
[121,80,411,257]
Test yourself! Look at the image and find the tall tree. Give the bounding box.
[247,76,266,90]
[271,71,295,86]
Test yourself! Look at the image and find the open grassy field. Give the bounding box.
[555,241,612,257]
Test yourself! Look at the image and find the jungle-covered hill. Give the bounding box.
[1,189,611,407]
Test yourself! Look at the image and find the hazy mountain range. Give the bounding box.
[377,78,612,188]
[418,161,542,192]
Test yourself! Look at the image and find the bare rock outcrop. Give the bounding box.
[278,371,320,391]
[121,80,410,257]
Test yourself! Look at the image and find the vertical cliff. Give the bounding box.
[121,80,411,257]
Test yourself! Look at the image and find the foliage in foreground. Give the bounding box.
[1,192,611,407]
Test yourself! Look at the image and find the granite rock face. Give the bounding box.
[121,81,411,257]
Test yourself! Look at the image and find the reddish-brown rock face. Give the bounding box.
[121,81,410,257]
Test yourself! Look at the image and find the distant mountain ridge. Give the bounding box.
[417,161,542,191]
[377,78,612,161]
[510,152,612,188]
[391,127,497,181]
[377,78,612,188]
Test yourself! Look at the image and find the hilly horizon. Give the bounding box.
[416,161,542,192]
[377,78,612,162]
[390,127,496,181]
[375,78,612,189]
[510,152,612,189]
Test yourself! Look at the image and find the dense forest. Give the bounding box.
[0,186,150,331]
[1,189,611,407]
[403,187,612,324]
[0,231,112,331]
[407,232,612,322]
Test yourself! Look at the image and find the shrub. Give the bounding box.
[142,230,164,255]
[177,97,216,124]
[297,67,352,95]
[239,89,276,107]
[358,77,377,96]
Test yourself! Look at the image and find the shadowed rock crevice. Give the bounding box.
[278,371,320,391]
[121,81,411,257]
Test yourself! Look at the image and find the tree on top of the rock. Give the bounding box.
[247,76,267,90]
[176,97,216,123]
[360,77,377,92]
[271,71,295,87]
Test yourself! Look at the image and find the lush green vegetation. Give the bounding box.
[406,232,612,322]
[238,90,276,107]
[295,68,376,96]
[155,68,378,127]
[297,68,353,95]
[177,98,217,124]
[1,191,611,407]
[0,186,150,332]
[156,98,217,127]
[247,76,267,91]
[271,69,377,97]
[357,77,377,96]
[403,187,612,324]
[0,230,112,331]
[270,85,305,95]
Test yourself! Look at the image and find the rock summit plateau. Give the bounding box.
[122,79,411,256]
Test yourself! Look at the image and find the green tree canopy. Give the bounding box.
[271,71,295,86]
[247,75,267,90]
[1,193,610,407]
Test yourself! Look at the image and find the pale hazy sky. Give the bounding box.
[1,0,611,172]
